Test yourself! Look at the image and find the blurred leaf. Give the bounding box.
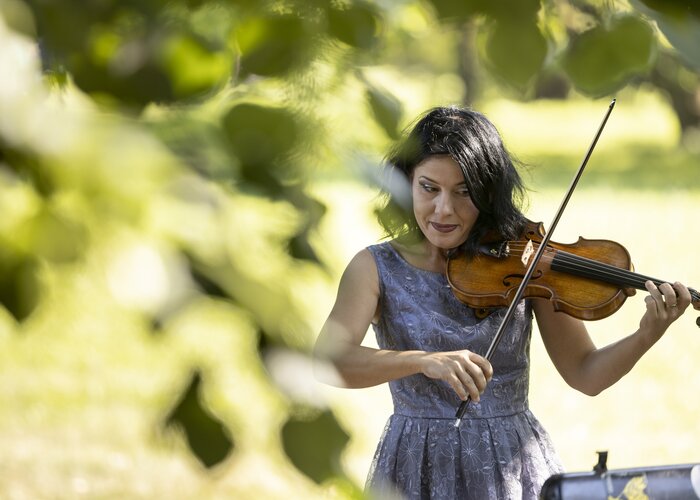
[20,207,87,263]
[286,189,326,263]
[185,253,230,299]
[66,31,176,108]
[235,14,313,77]
[281,407,350,484]
[222,103,300,165]
[288,230,320,263]
[427,0,481,21]
[562,14,656,97]
[632,0,700,71]
[428,0,541,22]
[165,370,234,468]
[365,82,403,140]
[479,0,542,20]
[222,103,301,195]
[26,1,234,107]
[160,32,234,100]
[637,0,700,19]
[483,18,547,92]
[147,116,234,180]
[0,253,40,322]
[0,0,36,37]
[327,1,381,49]
[256,327,279,356]
[0,144,54,196]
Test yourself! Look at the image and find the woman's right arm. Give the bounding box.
[313,249,492,401]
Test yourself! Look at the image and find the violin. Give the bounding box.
[452,99,698,426]
[446,219,700,324]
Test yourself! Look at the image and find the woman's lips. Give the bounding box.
[430,222,458,233]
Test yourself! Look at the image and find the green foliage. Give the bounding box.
[222,102,302,195]
[563,14,657,97]
[483,18,548,92]
[235,14,314,77]
[364,80,404,140]
[0,252,40,322]
[632,0,700,70]
[327,1,381,50]
[165,370,234,468]
[281,407,350,484]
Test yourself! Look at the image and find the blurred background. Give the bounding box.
[0,0,698,498]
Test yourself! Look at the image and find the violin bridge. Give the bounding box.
[521,239,534,267]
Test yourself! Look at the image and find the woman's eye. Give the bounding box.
[458,189,470,197]
[420,183,437,192]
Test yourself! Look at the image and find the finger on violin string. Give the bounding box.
[657,282,678,308]
[672,281,692,308]
[644,280,664,304]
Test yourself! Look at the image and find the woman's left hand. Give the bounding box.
[639,280,693,342]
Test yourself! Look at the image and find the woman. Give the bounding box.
[314,106,697,499]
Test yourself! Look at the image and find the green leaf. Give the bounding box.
[427,0,541,22]
[222,103,301,195]
[637,0,700,19]
[632,0,700,70]
[480,0,542,20]
[165,370,234,469]
[327,1,381,49]
[159,32,234,100]
[563,14,657,97]
[21,207,87,263]
[0,254,40,322]
[427,0,481,22]
[365,83,403,140]
[285,189,326,263]
[281,408,350,484]
[222,103,300,166]
[483,18,547,92]
[235,14,312,77]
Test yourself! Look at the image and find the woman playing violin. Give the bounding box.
[313,106,699,499]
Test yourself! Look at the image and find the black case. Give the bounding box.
[540,452,700,500]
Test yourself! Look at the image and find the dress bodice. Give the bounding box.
[369,242,533,419]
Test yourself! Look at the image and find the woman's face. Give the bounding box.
[411,155,480,250]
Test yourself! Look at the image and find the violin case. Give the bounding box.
[540,452,700,499]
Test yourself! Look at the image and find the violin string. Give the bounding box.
[505,242,665,287]
[504,242,700,301]
[500,241,700,302]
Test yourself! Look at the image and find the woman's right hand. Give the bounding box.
[418,350,493,402]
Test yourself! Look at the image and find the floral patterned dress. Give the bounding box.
[365,242,563,499]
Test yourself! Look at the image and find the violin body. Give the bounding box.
[447,220,639,321]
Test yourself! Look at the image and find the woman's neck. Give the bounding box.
[392,239,450,273]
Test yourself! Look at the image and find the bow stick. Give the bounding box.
[454,99,617,427]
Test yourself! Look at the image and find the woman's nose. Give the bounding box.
[435,193,455,215]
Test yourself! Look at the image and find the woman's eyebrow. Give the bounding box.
[418,175,467,186]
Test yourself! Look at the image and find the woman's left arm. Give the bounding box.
[533,280,698,396]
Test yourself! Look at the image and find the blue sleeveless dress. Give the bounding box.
[365,242,563,499]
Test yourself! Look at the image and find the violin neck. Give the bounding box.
[550,251,700,303]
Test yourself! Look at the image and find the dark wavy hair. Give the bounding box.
[375,106,527,256]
